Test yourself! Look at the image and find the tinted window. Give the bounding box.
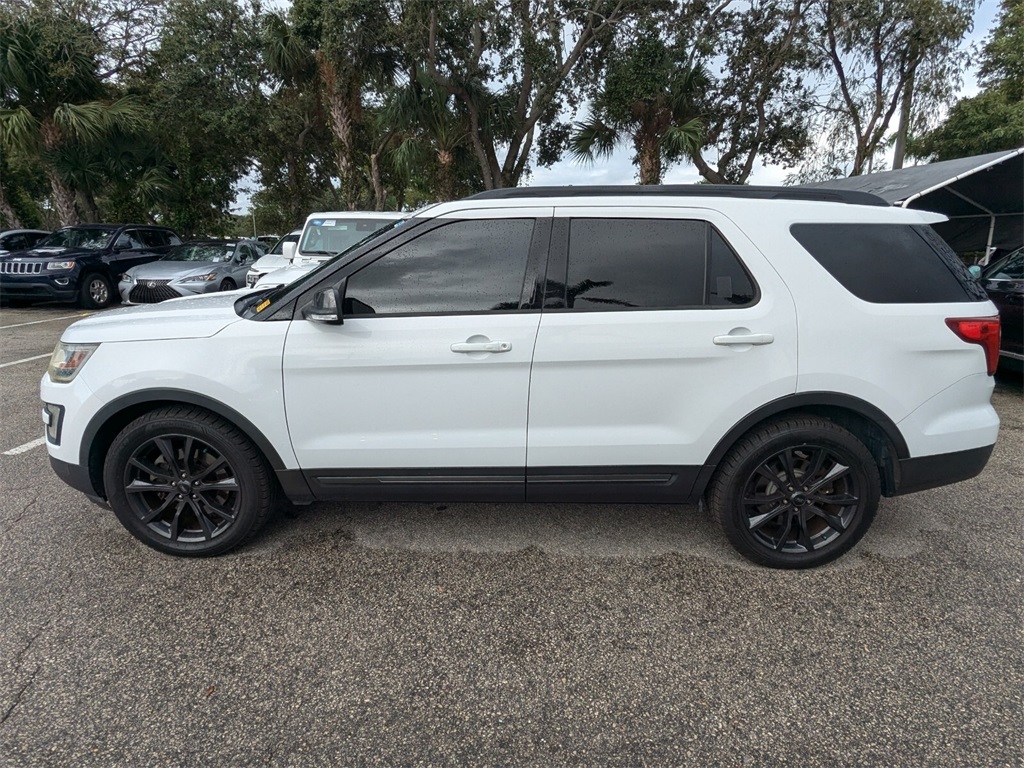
[1,234,27,250]
[983,247,1024,280]
[116,231,145,250]
[791,223,985,303]
[345,219,534,315]
[708,229,757,306]
[563,219,755,310]
[138,229,168,247]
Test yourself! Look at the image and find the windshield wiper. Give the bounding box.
[299,250,335,257]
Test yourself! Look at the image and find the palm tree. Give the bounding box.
[570,36,707,185]
[0,8,144,225]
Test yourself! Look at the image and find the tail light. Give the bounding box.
[945,316,1001,375]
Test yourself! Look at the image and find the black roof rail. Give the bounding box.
[467,184,890,207]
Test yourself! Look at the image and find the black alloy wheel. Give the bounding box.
[709,416,880,569]
[104,406,273,556]
[220,278,236,291]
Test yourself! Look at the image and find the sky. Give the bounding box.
[236,0,1001,213]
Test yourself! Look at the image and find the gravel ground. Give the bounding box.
[1,305,1021,766]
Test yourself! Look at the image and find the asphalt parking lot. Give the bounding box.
[1,304,1021,766]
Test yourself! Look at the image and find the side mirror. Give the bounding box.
[302,280,346,325]
[282,241,297,262]
[968,265,982,279]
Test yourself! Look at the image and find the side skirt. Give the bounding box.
[286,466,703,505]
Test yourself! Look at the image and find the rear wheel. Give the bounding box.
[708,416,880,569]
[78,273,113,308]
[103,406,274,556]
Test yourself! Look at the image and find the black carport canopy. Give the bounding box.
[800,148,1023,253]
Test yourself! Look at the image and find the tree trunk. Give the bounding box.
[76,189,100,223]
[47,170,78,226]
[0,186,23,229]
[370,152,385,211]
[637,140,662,185]
[892,70,915,170]
[437,150,455,201]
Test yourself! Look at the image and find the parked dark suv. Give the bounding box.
[0,224,181,308]
[978,246,1024,371]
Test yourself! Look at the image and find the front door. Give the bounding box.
[282,213,550,502]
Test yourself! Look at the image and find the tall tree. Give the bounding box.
[569,31,705,184]
[909,0,1024,160]
[803,0,975,177]
[292,0,399,209]
[132,0,265,235]
[405,0,629,190]
[686,0,815,184]
[0,4,144,224]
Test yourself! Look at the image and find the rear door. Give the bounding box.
[282,210,551,501]
[526,206,798,502]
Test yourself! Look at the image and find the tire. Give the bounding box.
[219,278,236,291]
[103,406,274,557]
[707,416,880,569]
[78,273,113,309]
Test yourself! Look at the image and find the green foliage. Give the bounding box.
[910,0,1024,161]
[130,0,266,235]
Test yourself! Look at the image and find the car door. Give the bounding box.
[231,244,256,284]
[525,207,798,503]
[109,228,156,272]
[282,210,551,501]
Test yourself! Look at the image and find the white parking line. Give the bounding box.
[0,353,51,369]
[3,436,46,456]
[0,313,88,330]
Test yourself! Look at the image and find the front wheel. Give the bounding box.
[219,278,236,291]
[78,273,113,309]
[707,416,881,569]
[103,406,274,556]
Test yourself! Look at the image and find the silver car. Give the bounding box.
[119,240,261,304]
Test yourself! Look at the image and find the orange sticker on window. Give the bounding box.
[255,299,271,312]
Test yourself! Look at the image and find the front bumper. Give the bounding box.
[0,274,77,302]
[50,455,108,507]
[121,280,219,304]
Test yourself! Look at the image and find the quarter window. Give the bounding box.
[563,218,755,310]
[345,219,535,315]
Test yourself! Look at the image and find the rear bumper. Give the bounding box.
[894,444,995,495]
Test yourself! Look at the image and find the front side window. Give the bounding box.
[561,218,755,310]
[344,219,535,315]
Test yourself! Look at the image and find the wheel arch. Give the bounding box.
[81,389,287,499]
[694,392,909,499]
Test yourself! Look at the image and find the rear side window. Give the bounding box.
[790,223,987,303]
[562,219,756,310]
[138,229,168,247]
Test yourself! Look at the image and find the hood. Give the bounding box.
[126,260,227,280]
[61,292,244,344]
[251,254,291,272]
[7,246,90,260]
[254,264,314,288]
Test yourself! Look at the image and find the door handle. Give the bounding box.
[451,341,512,353]
[713,332,774,346]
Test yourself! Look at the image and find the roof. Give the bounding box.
[471,184,889,207]
[799,148,1024,251]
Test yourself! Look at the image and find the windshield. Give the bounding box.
[299,217,398,255]
[161,243,237,263]
[37,228,114,250]
[269,233,300,256]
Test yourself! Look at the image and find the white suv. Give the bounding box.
[41,186,1001,568]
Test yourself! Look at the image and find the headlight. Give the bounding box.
[47,261,75,270]
[181,273,218,282]
[121,273,134,283]
[47,342,99,383]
